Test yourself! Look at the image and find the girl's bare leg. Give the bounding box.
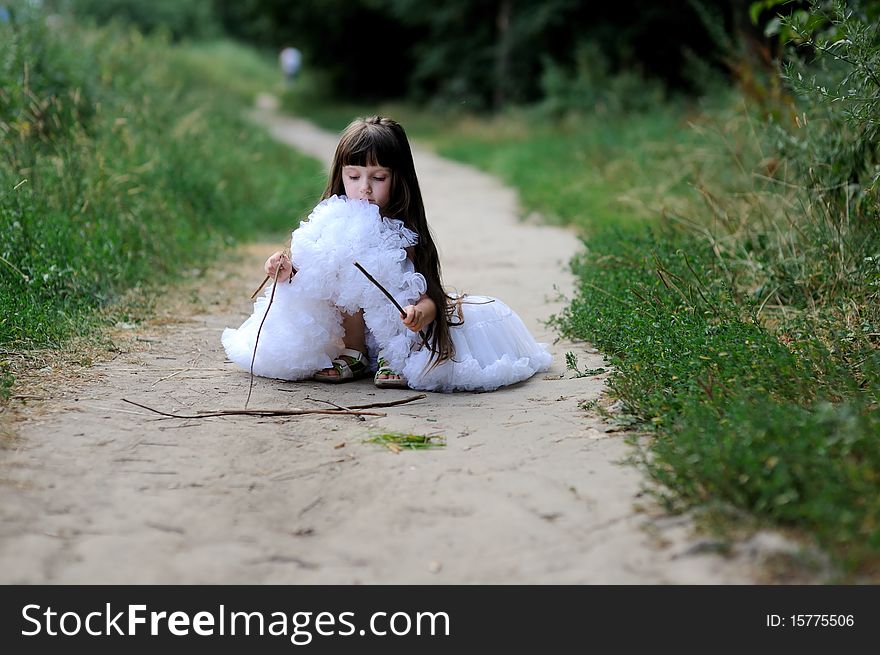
[341,310,366,353]
[318,309,402,382]
[319,310,366,377]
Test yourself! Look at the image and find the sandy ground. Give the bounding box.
[0,106,816,584]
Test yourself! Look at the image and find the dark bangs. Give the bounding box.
[338,123,401,170]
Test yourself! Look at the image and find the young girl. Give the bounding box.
[222,116,552,392]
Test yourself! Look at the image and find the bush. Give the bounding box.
[749,0,880,311]
[539,42,666,117]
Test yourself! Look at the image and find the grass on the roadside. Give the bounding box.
[552,227,879,572]
[0,12,325,389]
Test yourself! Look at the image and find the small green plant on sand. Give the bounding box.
[365,431,446,453]
[565,352,606,378]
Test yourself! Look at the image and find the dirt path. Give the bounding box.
[0,108,789,584]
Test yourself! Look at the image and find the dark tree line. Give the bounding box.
[63,0,783,109]
[214,0,776,107]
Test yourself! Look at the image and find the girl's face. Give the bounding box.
[342,165,392,211]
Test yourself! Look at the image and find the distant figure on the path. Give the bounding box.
[279,46,301,85]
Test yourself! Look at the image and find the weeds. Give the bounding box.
[552,222,879,573]
[564,352,605,378]
[364,431,446,453]
[0,10,324,363]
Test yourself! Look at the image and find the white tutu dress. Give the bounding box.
[222,196,552,392]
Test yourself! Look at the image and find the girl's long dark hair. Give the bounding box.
[323,116,455,367]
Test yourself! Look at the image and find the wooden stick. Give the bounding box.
[122,398,386,419]
[342,393,428,410]
[288,392,428,410]
[305,396,366,421]
[251,257,296,299]
[247,260,288,408]
[250,275,271,300]
[353,261,406,315]
[353,261,428,346]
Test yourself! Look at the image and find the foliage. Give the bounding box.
[708,0,880,387]
[774,0,880,213]
[67,0,220,41]
[380,0,578,109]
[215,0,736,108]
[0,8,324,350]
[553,227,880,572]
[538,41,667,117]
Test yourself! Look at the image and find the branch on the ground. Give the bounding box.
[305,396,368,421]
[122,398,387,419]
[290,392,428,410]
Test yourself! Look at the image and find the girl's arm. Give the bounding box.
[402,294,436,333]
[402,246,435,331]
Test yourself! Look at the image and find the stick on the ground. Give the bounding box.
[302,393,428,419]
[341,393,428,410]
[122,398,386,419]
[305,396,367,421]
[289,392,428,410]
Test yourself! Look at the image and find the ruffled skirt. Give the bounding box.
[221,196,551,392]
[403,295,553,392]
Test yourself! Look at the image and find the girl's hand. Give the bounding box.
[264,251,292,280]
[401,305,426,332]
[401,296,436,332]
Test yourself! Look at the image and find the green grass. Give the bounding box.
[552,228,879,571]
[0,15,324,356]
[0,11,326,405]
[174,40,285,104]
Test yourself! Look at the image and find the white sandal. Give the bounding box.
[313,348,370,383]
